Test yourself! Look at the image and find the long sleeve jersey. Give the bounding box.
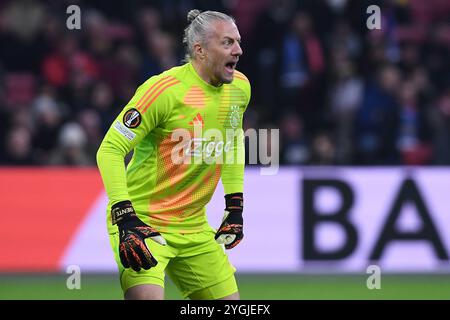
[97,62,251,234]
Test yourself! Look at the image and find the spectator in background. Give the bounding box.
[327,54,363,164]
[135,7,162,53]
[309,132,336,165]
[430,87,450,164]
[49,122,92,166]
[42,36,76,88]
[42,34,99,90]
[141,31,179,81]
[2,125,35,165]
[0,0,47,72]
[398,43,421,75]
[396,81,433,165]
[102,43,140,94]
[423,22,450,92]
[280,112,310,164]
[354,65,401,164]
[78,109,103,161]
[31,85,65,164]
[89,82,116,134]
[327,19,362,61]
[64,68,92,114]
[251,0,294,118]
[279,10,325,131]
[84,9,113,60]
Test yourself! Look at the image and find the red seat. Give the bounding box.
[4,72,36,107]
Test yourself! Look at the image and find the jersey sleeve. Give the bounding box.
[221,75,251,195]
[96,75,180,205]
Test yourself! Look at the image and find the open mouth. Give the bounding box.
[225,61,237,73]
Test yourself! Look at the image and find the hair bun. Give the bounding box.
[187,9,201,23]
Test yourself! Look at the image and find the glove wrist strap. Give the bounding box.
[225,193,243,212]
[111,200,136,225]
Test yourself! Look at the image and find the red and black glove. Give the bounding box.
[215,193,243,249]
[112,200,166,271]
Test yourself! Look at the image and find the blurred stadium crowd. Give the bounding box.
[1,0,450,166]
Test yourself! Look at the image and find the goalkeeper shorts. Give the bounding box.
[108,227,238,299]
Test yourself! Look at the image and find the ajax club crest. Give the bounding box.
[229,105,240,129]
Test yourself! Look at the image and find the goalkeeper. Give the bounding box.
[96,9,250,300]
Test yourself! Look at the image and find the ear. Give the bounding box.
[193,42,206,60]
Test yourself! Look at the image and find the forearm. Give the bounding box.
[96,139,131,205]
[222,163,244,194]
[222,128,245,194]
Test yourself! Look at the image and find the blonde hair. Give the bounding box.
[182,9,235,62]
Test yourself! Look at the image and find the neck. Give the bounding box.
[191,59,222,87]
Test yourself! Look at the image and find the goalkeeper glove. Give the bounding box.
[215,193,243,249]
[111,200,166,272]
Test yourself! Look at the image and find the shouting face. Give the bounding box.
[195,20,243,86]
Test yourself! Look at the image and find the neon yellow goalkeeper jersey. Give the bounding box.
[97,62,251,234]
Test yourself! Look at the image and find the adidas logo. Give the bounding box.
[188,113,204,127]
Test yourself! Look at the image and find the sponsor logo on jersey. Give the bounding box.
[123,108,142,128]
[185,138,232,158]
